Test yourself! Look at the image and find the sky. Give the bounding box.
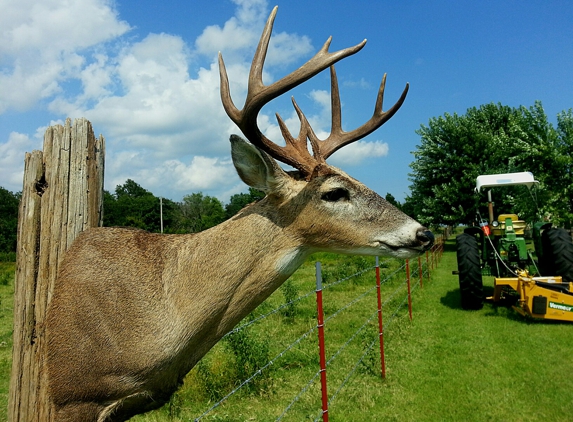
[1,0,572,203]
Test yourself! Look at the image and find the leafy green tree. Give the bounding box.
[384,193,401,210]
[0,187,20,253]
[409,102,565,226]
[225,188,265,218]
[114,179,151,198]
[104,179,177,232]
[551,109,573,227]
[175,193,226,233]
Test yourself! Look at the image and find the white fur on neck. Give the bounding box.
[275,247,307,276]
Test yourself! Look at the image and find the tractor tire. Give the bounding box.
[456,233,484,310]
[541,228,573,282]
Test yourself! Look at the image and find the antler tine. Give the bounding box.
[219,5,367,175]
[275,97,324,164]
[313,69,410,160]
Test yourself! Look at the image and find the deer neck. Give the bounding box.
[174,202,310,341]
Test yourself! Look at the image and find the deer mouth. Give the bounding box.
[374,229,434,258]
[374,241,427,259]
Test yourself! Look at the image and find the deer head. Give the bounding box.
[219,6,433,257]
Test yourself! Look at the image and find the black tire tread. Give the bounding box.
[542,228,573,282]
[456,233,484,310]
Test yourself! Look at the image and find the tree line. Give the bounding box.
[0,181,266,254]
[1,100,571,254]
[102,179,266,234]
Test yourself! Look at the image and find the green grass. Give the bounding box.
[0,262,15,422]
[3,241,573,421]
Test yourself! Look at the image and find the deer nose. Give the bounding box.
[417,229,434,250]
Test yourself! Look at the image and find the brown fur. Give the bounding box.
[46,139,432,421]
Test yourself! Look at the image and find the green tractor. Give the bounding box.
[455,172,573,312]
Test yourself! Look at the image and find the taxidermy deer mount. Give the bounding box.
[46,6,433,421]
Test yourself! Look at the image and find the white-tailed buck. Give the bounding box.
[46,6,433,421]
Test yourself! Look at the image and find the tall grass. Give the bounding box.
[133,245,573,421]
[2,243,573,421]
[0,263,14,422]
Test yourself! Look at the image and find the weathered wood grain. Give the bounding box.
[8,118,105,422]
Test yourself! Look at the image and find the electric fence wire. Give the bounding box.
[312,278,415,422]
[226,265,378,338]
[224,286,316,338]
[277,263,411,420]
[195,259,422,421]
[195,322,319,421]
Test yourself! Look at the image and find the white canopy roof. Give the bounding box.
[475,172,539,192]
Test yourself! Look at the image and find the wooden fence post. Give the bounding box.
[8,118,105,422]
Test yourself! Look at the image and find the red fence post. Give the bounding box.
[418,256,423,289]
[425,250,430,280]
[375,257,386,379]
[315,262,329,422]
[406,259,413,321]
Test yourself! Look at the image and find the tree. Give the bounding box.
[175,193,226,233]
[114,179,151,199]
[551,109,573,227]
[103,179,177,232]
[409,102,565,226]
[384,193,401,210]
[0,187,20,253]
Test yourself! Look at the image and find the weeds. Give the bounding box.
[358,323,380,376]
[280,279,299,320]
[224,328,270,393]
[167,390,183,419]
[0,271,11,286]
[0,252,16,263]
[193,359,231,402]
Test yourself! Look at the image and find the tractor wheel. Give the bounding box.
[541,228,573,282]
[456,233,484,310]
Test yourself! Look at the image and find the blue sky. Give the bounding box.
[1,0,572,203]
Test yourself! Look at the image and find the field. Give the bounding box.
[1,238,573,421]
[0,261,14,422]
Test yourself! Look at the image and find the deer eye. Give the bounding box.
[322,188,350,202]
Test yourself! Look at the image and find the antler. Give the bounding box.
[219,5,409,178]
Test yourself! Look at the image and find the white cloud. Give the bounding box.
[0,131,42,189]
[328,140,389,166]
[195,0,312,68]
[105,151,238,200]
[0,0,130,113]
[196,17,259,57]
[343,77,371,89]
[0,0,384,199]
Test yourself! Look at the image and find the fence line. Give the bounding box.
[315,262,329,421]
[194,235,446,421]
[375,256,386,378]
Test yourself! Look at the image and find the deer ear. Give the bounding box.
[230,135,288,193]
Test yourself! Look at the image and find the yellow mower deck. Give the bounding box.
[492,271,573,322]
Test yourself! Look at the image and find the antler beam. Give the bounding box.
[219,5,408,177]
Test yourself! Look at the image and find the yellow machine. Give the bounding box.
[455,172,573,321]
[492,270,573,322]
